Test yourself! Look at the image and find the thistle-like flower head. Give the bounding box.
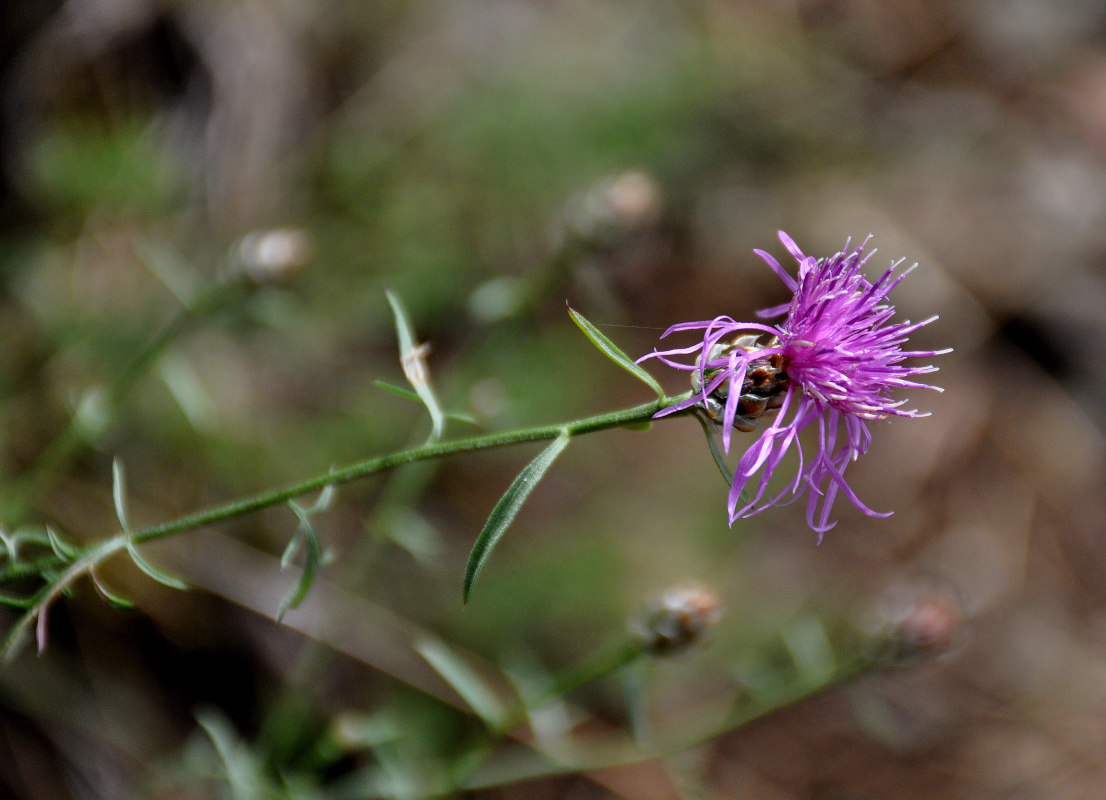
[641,231,948,536]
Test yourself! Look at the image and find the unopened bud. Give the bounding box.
[564,170,663,242]
[859,581,964,663]
[691,333,789,432]
[234,227,312,283]
[630,583,722,657]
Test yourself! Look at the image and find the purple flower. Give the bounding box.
[640,231,949,536]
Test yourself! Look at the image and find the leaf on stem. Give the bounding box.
[112,457,130,532]
[113,458,188,590]
[277,498,326,621]
[47,527,80,561]
[374,381,479,426]
[35,603,49,654]
[0,533,14,564]
[567,306,665,400]
[90,568,135,608]
[299,484,336,517]
[0,526,57,564]
[386,289,445,443]
[0,592,36,610]
[464,431,571,603]
[126,540,189,590]
[372,380,422,403]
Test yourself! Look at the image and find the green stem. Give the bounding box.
[134,395,685,544]
[0,393,691,587]
[534,640,644,708]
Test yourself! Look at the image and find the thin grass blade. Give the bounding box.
[415,636,510,728]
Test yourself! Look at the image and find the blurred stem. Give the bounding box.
[441,638,645,793]
[0,394,691,651]
[531,640,644,711]
[0,281,248,525]
[495,639,646,736]
[460,653,877,792]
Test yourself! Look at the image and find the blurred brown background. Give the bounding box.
[2,0,1106,798]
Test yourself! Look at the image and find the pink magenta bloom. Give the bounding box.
[640,231,948,536]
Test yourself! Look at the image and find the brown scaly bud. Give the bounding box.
[630,583,722,657]
[858,581,965,664]
[690,333,790,432]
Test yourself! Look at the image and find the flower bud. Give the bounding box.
[630,583,722,657]
[563,170,663,242]
[234,227,312,283]
[690,333,789,432]
[859,581,964,663]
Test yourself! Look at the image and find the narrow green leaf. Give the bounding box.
[415,636,509,728]
[127,540,188,590]
[277,520,320,621]
[464,432,571,603]
[376,380,479,426]
[279,524,302,570]
[567,306,665,399]
[112,457,130,532]
[0,530,16,563]
[373,379,421,402]
[386,289,445,442]
[276,495,330,619]
[0,593,36,610]
[47,527,80,561]
[301,484,336,516]
[90,569,136,608]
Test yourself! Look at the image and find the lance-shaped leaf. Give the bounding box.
[464,431,571,603]
[386,289,445,443]
[567,306,665,400]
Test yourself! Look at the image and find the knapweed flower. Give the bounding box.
[640,231,948,536]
